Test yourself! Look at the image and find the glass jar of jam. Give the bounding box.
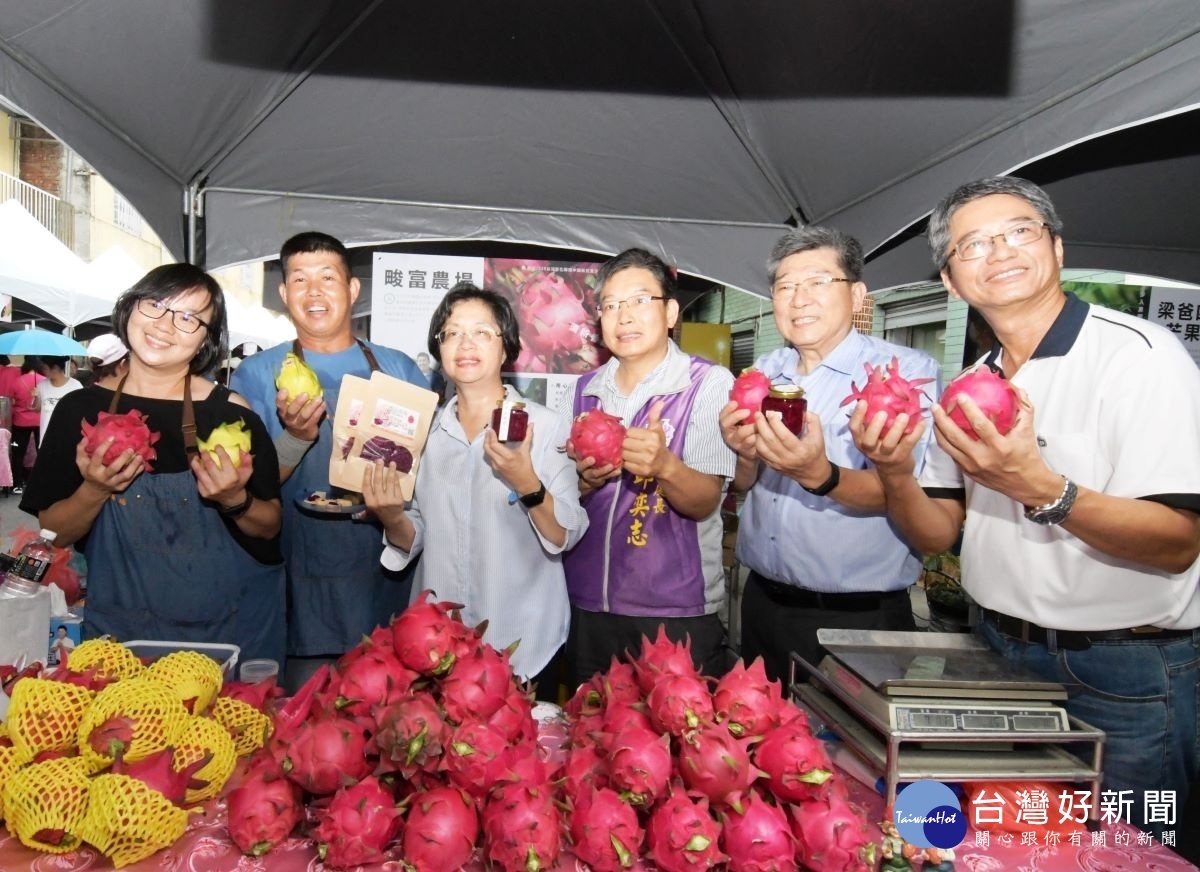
[761,385,807,436]
[491,400,529,442]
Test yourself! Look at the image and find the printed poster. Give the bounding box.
[1147,286,1200,369]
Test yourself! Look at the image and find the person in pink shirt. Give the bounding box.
[9,357,44,494]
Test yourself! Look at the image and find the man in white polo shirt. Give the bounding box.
[851,176,1200,836]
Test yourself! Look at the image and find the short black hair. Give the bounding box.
[595,248,678,300]
[426,283,521,368]
[41,355,69,372]
[279,231,353,277]
[112,263,228,375]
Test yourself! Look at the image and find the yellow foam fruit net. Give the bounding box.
[145,651,224,715]
[173,716,237,804]
[0,743,25,822]
[5,678,95,764]
[67,639,145,682]
[77,677,189,774]
[80,772,190,868]
[210,697,273,758]
[1,756,91,853]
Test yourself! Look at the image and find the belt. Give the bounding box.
[750,572,908,612]
[981,609,1194,651]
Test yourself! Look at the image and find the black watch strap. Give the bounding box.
[519,481,547,508]
[802,462,840,496]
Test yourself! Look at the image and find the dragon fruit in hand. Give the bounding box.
[571,409,626,468]
[730,369,772,420]
[197,419,252,469]
[839,356,933,434]
[940,365,1019,439]
[274,351,322,401]
[82,409,160,469]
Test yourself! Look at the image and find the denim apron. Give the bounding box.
[82,378,286,663]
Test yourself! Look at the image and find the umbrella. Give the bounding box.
[0,328,88,356]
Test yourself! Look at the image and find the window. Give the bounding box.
[113,193,143,235]
[731,327,756,374]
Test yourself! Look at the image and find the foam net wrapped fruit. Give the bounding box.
[77,676,190,773]
[4,677,94,763]
[80,772,190,867]
[1,756,92,853]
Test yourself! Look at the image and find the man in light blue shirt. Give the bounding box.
[720,226,941,682]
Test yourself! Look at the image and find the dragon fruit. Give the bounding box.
[111,746,210,806]
[570,409,627,468]
[596,701,655,752]
[313,775,403,869]
[81,409,160,469]
[562,741,611,799]
[607,725,673,806]
[86,714,137,759]
[440,644,516,722]
[730,369,772,419]
[391,590,469,676]
[677,723,764,810]
[647,672,715,736]
[518,271,592,361]
[402,786,479,872]
[274,351,322,401]
[197,419,252,469]
[482,781,563,872]
[569,787,644,872]
[219,675,284,712]
[721,791,799,872]
[332,644,416,720]
[941,364,1019,439]
[839,356,933,434]
[374,694,449,775]
[646,789,727,872]
[440,720,512,799]
[278,715,372,795]
[753,717,834,803]
[225,763,304,857]
[633,625,701,693]
[486,684,538,745]
[791,783,878,872]
[712,657,787,738]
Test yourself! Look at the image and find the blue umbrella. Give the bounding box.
[0,328,88,356]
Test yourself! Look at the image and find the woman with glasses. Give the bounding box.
[19,264,286,663]
[363,283,587,700]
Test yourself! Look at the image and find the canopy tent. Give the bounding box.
[1,1,1198,295]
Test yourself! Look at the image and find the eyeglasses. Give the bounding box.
[597,294,667,316]
[771,276,852,300]
[437,325,502,345]
[951,220,1050,262]
[137,298,210,334]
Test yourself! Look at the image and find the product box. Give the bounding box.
[48,613,83,667]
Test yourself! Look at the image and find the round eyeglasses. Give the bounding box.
[137,298,211,334]
[437,326,501,345]
[951,221,1050,262]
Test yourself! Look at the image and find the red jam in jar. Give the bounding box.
[491,400,529,442]
[761,385,807,436]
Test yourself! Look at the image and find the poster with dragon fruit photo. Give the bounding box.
[485,259,609,377]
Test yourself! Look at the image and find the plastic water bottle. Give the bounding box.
[2,529,57,593]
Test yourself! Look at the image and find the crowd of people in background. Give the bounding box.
[5,176,1198,838]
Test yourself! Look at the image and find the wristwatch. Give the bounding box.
[519,482,547,508]
[802,461,840,497]
[1024,476,1078,525]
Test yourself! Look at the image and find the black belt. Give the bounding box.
[981,609,1194,651]
[750,572,908,612]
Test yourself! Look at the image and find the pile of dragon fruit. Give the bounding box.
[224,593,877,871]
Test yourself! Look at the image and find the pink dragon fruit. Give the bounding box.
[569,787,644,872]
[647,672,715,736]
[562,741,612,799]
[646,788,728,872]
[712,657,787,738]
[335,624,394,670]
[440,720,512,799]
[730,369,772,419]
[753,717,834,803]
[401,786,479,872]
[941,364,1019,439]
[278,715,373,795]
[518,271,592,360]
[81,409,160,469]
[440,643,516,722]
[677,723,764,810]
[219,676,284,712]
[111,746,211,806]
[391,590,469,676]
[482,781,563,872]
[312,775,403,869]
[721,791,799,872]
[632,626,701,694]
[570,409,627,468]
[486,683,537,745]
[607,724,673,806]
[374,694,449,776]
[225,763,305,857]
[601,656,644,706]
[839,356,934,434]
[791,783,878,872]
[597,700,654,752]
[332,644,417,720]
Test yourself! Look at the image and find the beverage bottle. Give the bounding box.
[2,529,58,591]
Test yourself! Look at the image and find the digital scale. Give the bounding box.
[791,629,1104,818]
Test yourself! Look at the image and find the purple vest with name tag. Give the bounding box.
[564,357,710,616]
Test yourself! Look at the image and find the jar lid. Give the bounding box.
[768,385,805,399]
[496,400,526,409]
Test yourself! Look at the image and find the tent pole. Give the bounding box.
[184,182,205,267]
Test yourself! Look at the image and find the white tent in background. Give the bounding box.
[86,246,145,301]
[225,295,295,351]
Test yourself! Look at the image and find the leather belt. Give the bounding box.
[981,609,1194,651]
[750,572,908,613]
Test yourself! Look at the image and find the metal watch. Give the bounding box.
[1024,476,1077,525]
[518,481,547,508]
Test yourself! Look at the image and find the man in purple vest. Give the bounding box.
[564,249,736,688]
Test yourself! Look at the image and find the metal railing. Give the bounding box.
[0,170,74,249]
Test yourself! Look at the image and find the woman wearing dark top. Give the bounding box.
[20,264,286,662]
